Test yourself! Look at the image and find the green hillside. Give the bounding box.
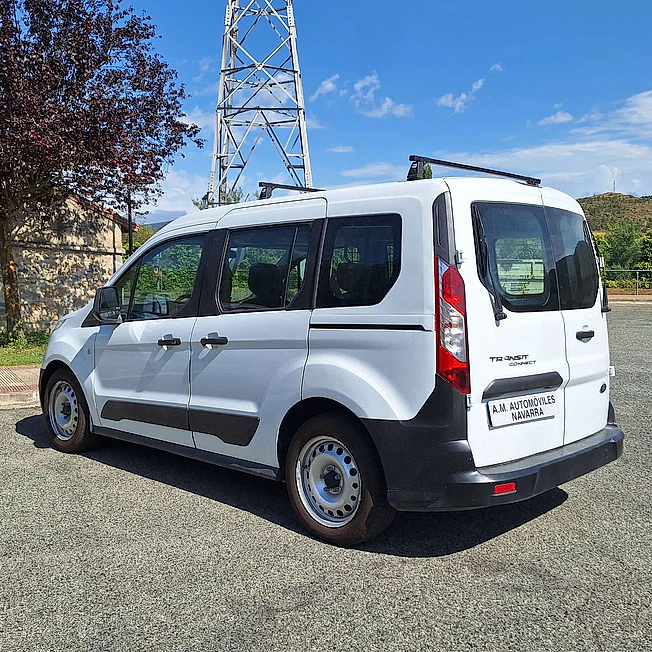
[578,193,652,233]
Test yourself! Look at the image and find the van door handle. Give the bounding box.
[576,330,595,341]
[157,337,182,347]
[200,335,229,347]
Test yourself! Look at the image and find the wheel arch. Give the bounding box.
[39,360,89,413]
[276,397,383,476]
[39,360,71,410]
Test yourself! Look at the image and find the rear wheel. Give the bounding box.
[286,414,395,546]
[44,369,99,453]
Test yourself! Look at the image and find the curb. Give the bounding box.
[0,365,41,411]
[0,390,40,410]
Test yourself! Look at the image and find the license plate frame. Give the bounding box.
[487,391,559,428]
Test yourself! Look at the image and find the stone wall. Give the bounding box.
[0,197,124,332]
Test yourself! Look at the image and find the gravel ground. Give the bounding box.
[1,305,650,652]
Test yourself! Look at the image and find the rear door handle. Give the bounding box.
[157,337,182,347]
[200,335,229,347]
[576,330,595,341]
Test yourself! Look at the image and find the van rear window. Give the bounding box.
[472,202,599,312]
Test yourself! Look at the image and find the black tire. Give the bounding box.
[285,414,395,546]
[43,368,100,453]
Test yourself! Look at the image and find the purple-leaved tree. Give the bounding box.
[0,0,202,341]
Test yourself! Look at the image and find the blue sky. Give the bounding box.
[142,0,652,222]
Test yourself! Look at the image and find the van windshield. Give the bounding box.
[472,202,599,312]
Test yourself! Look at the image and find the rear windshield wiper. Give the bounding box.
[472,206,507,322]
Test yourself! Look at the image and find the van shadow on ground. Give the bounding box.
[16,415,567,558]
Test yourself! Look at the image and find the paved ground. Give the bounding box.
[1,305,650,652]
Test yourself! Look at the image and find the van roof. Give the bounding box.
[153,176,580,239]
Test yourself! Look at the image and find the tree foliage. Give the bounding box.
[192,187,244,210]
[0,0,203,339]
[603,221,641,270]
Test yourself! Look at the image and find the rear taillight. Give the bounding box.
[435,255,470,394]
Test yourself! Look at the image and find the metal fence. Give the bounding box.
[603,269,652,294]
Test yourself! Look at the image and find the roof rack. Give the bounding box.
[407,155,541,187]
[258,182,323,200]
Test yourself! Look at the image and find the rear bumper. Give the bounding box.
[385,425,623,511]
[362,381,623,512]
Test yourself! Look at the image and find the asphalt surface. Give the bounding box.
[1,305,650,652]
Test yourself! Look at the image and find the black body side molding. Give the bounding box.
[100,400,259,447]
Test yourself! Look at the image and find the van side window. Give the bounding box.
[546,207,599,310]
[473,202,557,312]
[219,224,312,312]
[127,235,205,320]
[112,264,138,317]
[473,201,599,312]
[317,215,401,308]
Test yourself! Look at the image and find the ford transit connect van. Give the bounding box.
[41,164,624,545]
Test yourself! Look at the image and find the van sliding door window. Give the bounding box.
[218,224,312,312]
[317,214,401,308]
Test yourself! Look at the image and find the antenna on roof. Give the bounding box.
[258,182,323,201]
[407,155,541,187]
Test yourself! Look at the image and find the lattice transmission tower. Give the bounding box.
[206,0,313,206]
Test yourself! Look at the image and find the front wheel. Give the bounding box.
[285,414,395,546]
[43,368,99,453]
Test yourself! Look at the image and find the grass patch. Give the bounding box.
[0,330,48,367]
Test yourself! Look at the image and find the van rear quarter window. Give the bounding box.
[317,214,401,308]
[472,202,599,312]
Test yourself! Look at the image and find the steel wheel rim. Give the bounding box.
[295,436,362,528]
[48,381,79,441]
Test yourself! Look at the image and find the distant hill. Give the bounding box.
[578,193,652,233]
[147,220,172,233]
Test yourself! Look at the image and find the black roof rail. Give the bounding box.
[258,182,323,200]
[407,155,541,187]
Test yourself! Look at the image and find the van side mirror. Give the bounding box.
[92,287,122,324]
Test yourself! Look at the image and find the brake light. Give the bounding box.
[435,255,470,394]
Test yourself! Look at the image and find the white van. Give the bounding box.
[40,158,624,546]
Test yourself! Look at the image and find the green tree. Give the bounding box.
[192,187,244,210]
[637,232,652,269]
[122,225,155,257]
[592,232,611,265]
[604,221,641,269]
[423,164,433,179]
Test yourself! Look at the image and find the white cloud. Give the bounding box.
[554,102,564,109]
[310,74,341,102]
[306,114,326,130]
[181,106,215,132]
[436,139,652,197]
[199,57,216,73]
[490,63,503,73]
[538,110,575,126]
[340,162,406,181]
[193,82,220,98]
[143,169,210,215]
[572,90,652,139]
[351,72,413,118]
[328,145,354,153]
[436,78,485,113]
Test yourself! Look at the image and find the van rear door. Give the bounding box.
[447,180,568,468]
[541,189,610,445]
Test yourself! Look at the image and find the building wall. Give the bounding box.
[0,198,124,331]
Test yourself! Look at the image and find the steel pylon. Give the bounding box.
[206,0,313,206]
